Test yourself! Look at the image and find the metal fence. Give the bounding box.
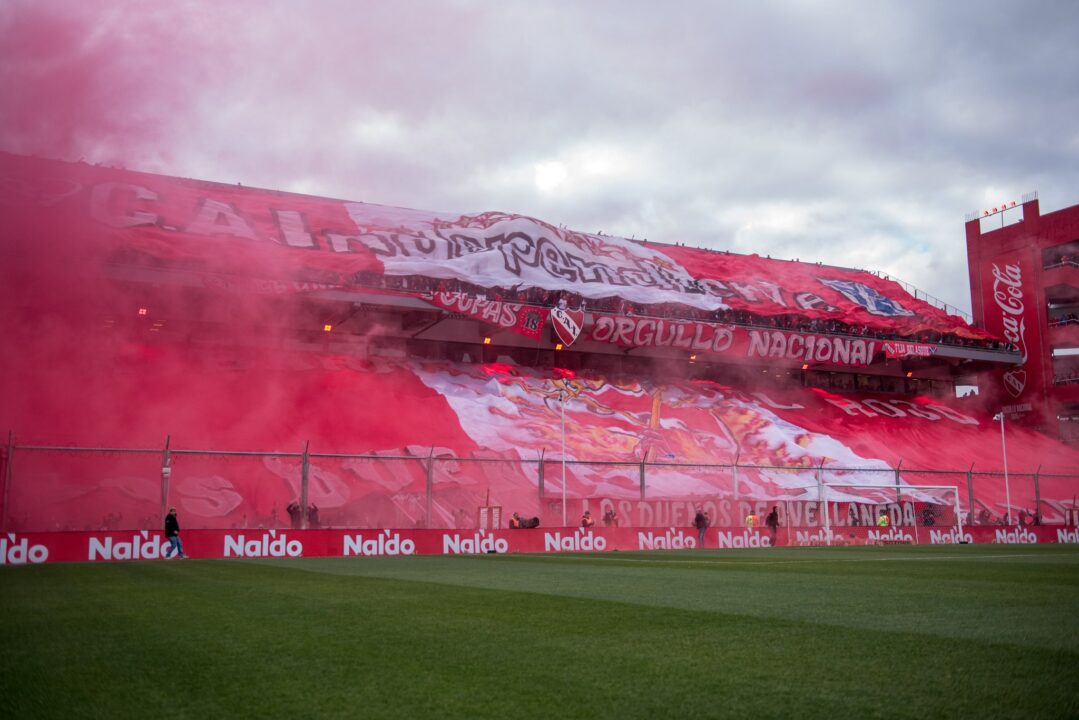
[1,434,1076,532]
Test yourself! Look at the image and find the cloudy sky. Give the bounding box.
[2,0,1077,315]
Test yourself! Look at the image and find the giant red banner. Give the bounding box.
[0,151,989,339]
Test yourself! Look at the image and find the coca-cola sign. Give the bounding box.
[980,250,1046,422]
[991,262,1029,397]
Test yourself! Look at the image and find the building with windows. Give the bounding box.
[966,195,1079,444]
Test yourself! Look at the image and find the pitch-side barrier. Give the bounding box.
[2,524,1077,565]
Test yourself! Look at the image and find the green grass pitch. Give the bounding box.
[2,545,1078,719]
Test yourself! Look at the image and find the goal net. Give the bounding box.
[819,483,965,546]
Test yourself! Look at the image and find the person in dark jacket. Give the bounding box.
[693,507,709,548]
[765,506,780,546]
[163,507,186,559]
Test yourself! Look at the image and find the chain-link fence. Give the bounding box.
[1,436,1076,532]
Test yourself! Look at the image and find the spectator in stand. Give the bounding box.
[307,503,320,529]
[509,512,522,529]
[580,510,595,528]
[287,500,303,530]
[603,508,619,527]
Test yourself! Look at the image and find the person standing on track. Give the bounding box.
[693,507,709,548]
[765,506,779,546]
[163,507,187,559]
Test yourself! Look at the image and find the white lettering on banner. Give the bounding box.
[442,531,508,555]
[823,397,977,425]
[89,182,159,227]
[883,341,936,359]
[1057,529,1079,544]
[746,330,876,367]
[637,529,696,550]
[794,529,835,545]
[543,531,607,552]
[867,529,914,543]
[432,291,536,332]
[929,529,973,545]
[1,534,49,565]
[716,531,770,548]
[223,530,303,558]
[344,530,417,557]
[995,528,1038,545]
[990,262,1030,398]
[590,315,734,353]
[88,531,168,561]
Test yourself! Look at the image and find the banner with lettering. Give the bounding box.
[978,249,1047,424]
[586,314,881,366]
[2,524,1076,564]
[882,341,937,359]
[0,151,990,339]
[427,291,549,339]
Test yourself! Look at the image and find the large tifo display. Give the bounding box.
[0,151,984,338]
[4,354,1079,534]
[3,525,1078,565]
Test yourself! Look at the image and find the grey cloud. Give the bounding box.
[2,0,1077,316]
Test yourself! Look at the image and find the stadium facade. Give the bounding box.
[1,152,1077,561]
[966,195,1079,444]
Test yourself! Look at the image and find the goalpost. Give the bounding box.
[819,483,965,546]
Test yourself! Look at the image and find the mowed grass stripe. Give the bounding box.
[256,546,1079,653]
[1,558,1077,720]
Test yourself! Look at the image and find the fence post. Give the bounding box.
[818,462,830,546]
[160,435,171,525]
[732,450,740,501]
[300,441,310,529]
[1033,465,1042,524]
[537,449,545,506]
[967,464,975,525]
[639,461,646,501]
[425,447,434,529]
[894,459,903,504]
[1,430,13,532]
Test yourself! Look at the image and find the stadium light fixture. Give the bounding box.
[801,364,809,370]
[137,307,148,316]
[323,324,333,333]
[483,337,492,345]
[906,371,913,378]
[555,343,564,351]
[689,354,697,363]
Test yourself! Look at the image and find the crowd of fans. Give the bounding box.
[1043,251,1077,268]
[350,270,1014,352]
[1048,312,1078,327]
[1054,366,1079,385]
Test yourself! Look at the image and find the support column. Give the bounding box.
[300,441,310,529]
[1,431,13,532]
[160,435,171,526]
